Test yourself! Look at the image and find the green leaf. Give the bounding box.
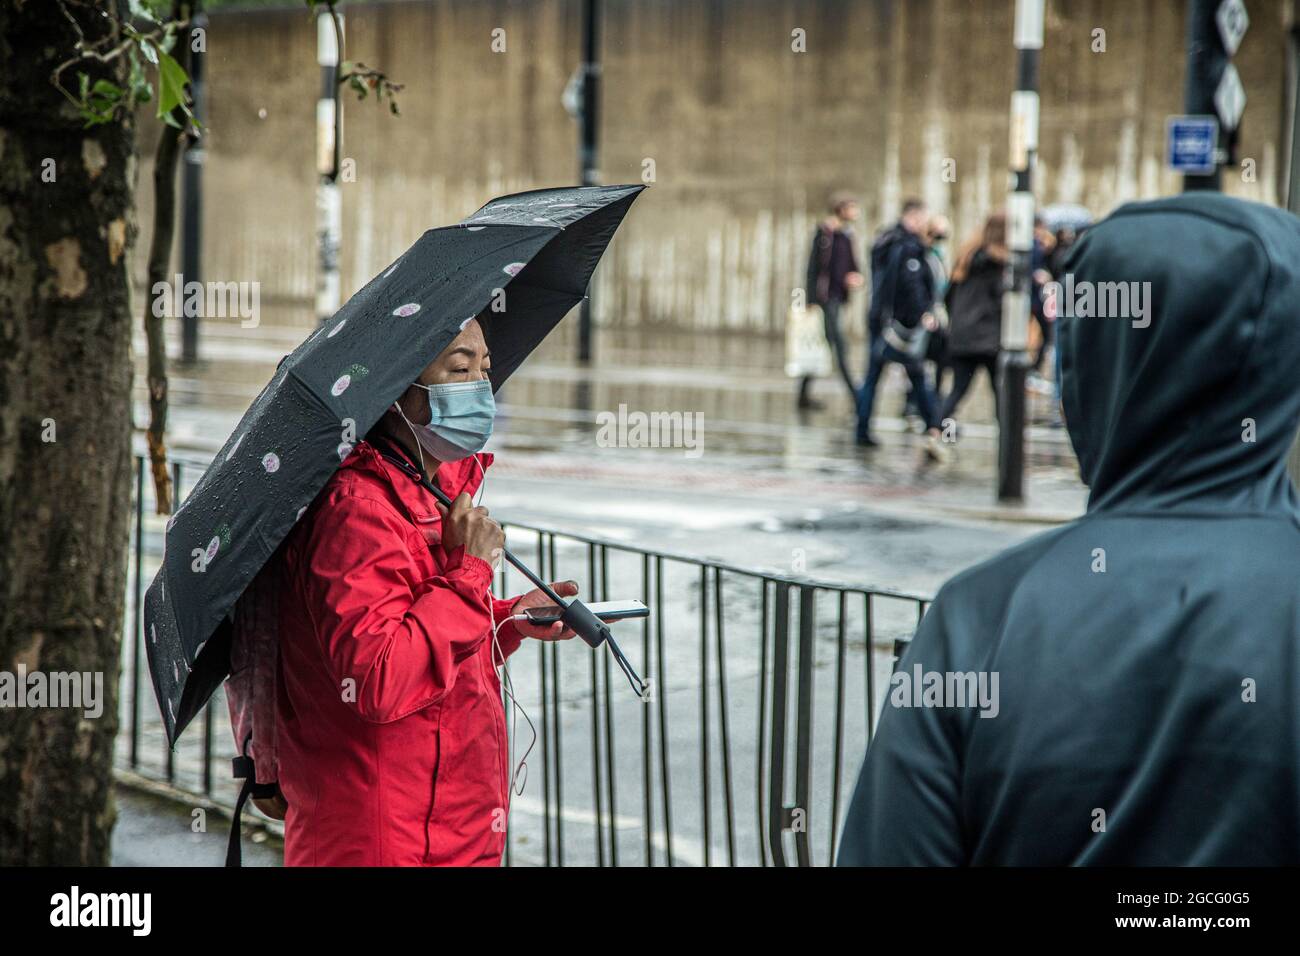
[155,50,189,120]
[129,0,160,24]
[129,51,153,105]
[91,79,123,99]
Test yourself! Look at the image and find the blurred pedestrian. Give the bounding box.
[1029,215,1057,382]
[939,212,1007,424]
[856,198,947,462]
[838,193,1300,865]
[798,192,864,410]
[905,214,952,426]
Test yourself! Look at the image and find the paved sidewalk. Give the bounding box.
[111,781,282,867]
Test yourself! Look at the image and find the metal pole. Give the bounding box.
[997,0,1042,503]
[316,9,343,326]
[180,7,206,364]
[577,0,601,364]
[1182,0,1229,191]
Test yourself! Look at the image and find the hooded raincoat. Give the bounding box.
[838,193,1300,865]
[275,439,523,866]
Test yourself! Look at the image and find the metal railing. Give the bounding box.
[120,452,930,866]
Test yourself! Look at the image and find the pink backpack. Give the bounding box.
[224,554,284,865]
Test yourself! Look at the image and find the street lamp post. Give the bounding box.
[997,0,1043,503]
[180,7,206,364]
[577,0,601,364]
[316,9,343,326]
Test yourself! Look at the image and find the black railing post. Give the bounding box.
[131,456,144,770]
[793,586,815,867]
[767,583,791,867]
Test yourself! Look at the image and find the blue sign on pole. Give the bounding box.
[1166,115,1220,175]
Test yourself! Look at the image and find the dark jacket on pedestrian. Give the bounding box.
[806,223,859,306]
[838,193,1300,865]
[867,224,934,339]
[944,249,1004,357]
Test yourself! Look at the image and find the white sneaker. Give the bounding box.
[925,434,951,464]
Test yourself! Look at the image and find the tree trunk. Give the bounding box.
[0,0,136,865]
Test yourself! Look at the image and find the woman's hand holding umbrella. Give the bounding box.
[435,492,505,564]
[435,493,577,640]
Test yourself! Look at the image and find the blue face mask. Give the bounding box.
[396,379,495,463]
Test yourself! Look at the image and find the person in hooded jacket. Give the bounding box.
[271,317,579,866]
[838,193,1300,865]
[939,212,1007,424]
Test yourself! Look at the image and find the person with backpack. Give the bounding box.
[798,192,865,410]
[857,198,948,462]
[939,212,1007,424]
[237,317,579,866]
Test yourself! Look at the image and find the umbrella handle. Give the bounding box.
[417,478,566,604]
[418,475,646,694]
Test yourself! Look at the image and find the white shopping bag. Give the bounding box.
[785,303,832,378]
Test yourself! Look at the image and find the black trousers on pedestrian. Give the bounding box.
[940,353,999,422]
[798,298,857,405]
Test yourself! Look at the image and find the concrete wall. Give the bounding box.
[134,0,1294,335]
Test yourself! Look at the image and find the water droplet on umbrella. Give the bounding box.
[262,452,280,473]
[393,303,421,317]
[328,320,347,337]
[503,263,525,277]
[331,374,352,396]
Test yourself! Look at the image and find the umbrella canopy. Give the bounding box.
[145,183,644,745]
[1041,203,1093,233]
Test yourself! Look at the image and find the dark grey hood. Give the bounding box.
[1059,193,1300,512]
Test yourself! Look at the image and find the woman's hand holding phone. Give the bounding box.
[509,580,580,641]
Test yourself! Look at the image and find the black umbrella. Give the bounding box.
[145,183,645,745]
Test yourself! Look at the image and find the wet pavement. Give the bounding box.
[112,781,281,867]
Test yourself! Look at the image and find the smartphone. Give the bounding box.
[523,599,649,626]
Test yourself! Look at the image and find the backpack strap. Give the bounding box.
[226,734,278,868]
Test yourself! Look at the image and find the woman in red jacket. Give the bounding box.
[271,318,576,866]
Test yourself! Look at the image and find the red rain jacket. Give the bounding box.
[275,439,523,866]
